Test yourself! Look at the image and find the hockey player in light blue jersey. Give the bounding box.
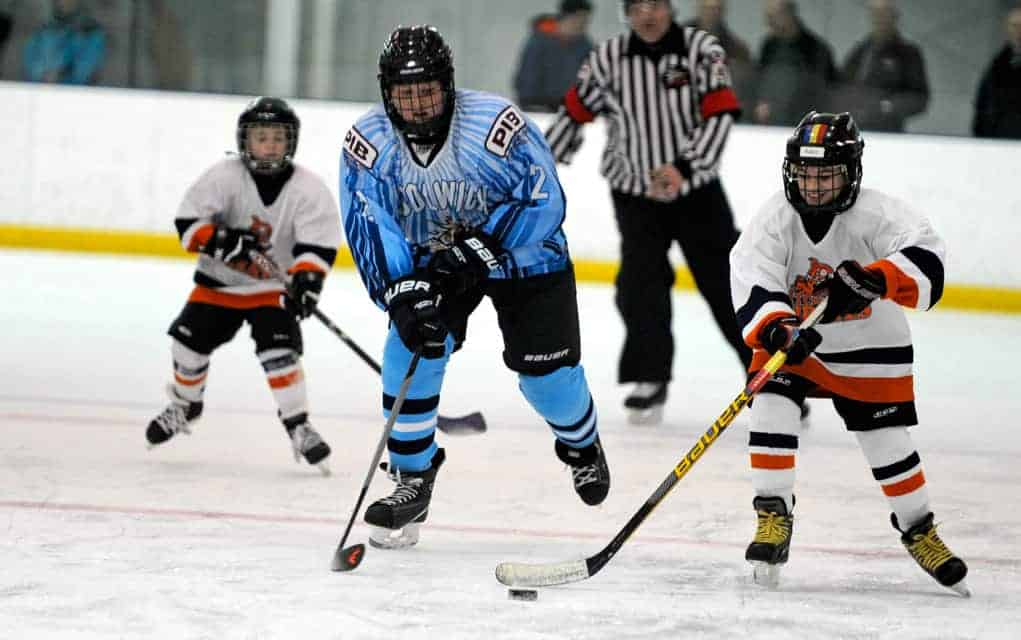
[340,25,610,549]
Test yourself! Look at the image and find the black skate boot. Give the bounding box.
[364,448,446,549]
[892,512,970,597]
[555,437,611,506]
[282,413,331,476]
[746,496,794,588]
[146,385,203,448]
[624,382,667,425]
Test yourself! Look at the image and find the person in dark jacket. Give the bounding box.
[512,0,594,112]
[682,0,754,103]
[751,0,838,126]
[839,0,929,133]
[973,5,1021,139]
[22,0,106,85]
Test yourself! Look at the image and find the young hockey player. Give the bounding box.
[340,25,610,549]
[147,97,342,475]
[729,110,969,595]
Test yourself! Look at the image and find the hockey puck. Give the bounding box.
[507,588,538,602]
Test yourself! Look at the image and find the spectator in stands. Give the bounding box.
[683,0,754,103]
[839,0,929,133]
[1,9,12,62]
[512,0,593,112]
[23,0,105,85]
[750,0,838,127]
[973,5,1021,139]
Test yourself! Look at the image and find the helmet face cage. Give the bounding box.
[378,25,455,144]
[236,97,300,175]
[782,111,864,216]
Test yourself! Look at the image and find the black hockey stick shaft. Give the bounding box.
[495,300,828,587]
[331,351,422,572]
[311,307,381,374]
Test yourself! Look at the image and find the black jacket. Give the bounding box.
[840,34,929,132]
[753,23,838,126]
[973,45,1021,139]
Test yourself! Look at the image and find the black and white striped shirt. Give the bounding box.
[546,23,740,198]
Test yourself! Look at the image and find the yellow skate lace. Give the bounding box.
[754,510,792,545]
[905,525,953,573]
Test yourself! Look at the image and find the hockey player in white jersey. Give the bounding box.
[146,97,342,475]
[729,111,969,595]
[340,25,610,549]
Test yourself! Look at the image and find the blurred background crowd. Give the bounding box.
[0,0,1018,139]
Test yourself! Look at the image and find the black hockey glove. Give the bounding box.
[286,270,325,319]
[759,317,822,366]
[201,226,273,279]
[385,277,448,359]
[816,260,887,323]
[428,232,505,296]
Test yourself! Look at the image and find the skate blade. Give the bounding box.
[948,579,971,598]
[368,523,420,550]
[626,405,664,425]
[751,561,782,588]
[314,461,331,477]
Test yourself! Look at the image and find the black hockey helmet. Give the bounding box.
[236,96,300,175]
[783,110,864,216]
[378,25,455,144]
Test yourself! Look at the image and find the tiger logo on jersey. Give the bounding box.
[790,257,872,322]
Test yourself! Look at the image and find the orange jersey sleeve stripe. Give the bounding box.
[174,372,207,386]
[870,259,919,308]
[187,286,283,310]
[268,370,302,389]
[881,470,926,497]
[746,311,796,349]
[186,223,215,253]
[750,453,796,470]
[286,261,327,275]
[749,350,915,404]
[701,87,740,120]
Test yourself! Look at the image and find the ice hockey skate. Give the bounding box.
[746,496,794,588]
[624,382,667,425]
[892,512,970,597]
[555,437,611,506]
[364,448,445,549]
[146,385,203,449]
[282,413,331,476]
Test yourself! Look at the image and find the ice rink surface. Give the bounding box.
[2,249,1020,639]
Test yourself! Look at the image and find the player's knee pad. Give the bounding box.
[750,392,801,435]
[172,339,209,370]
[518,365,591,426]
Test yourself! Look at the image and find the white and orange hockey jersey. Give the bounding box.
[174,157,341,308]
[730,188,946,403]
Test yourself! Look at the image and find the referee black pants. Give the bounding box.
[612,180,752,384]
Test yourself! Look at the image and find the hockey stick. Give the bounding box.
[495,300,828,588]
[247,250,486,435]
[308,307,486,436]
[331,350,422,572]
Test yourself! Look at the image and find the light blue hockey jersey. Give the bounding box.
[340,89,570,308]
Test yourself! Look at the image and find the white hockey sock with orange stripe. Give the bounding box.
[748,393,802,512]
[258,348,308,420]
[171,340,209,404]
[855,427,931,528]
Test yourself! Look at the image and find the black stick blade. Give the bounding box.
[331,544,365,572]
[436,411,487,436]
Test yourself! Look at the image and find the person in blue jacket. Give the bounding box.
[23,0,106,85]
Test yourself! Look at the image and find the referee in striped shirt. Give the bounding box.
[546,0,751,424]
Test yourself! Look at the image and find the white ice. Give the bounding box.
[2,249,1020,639]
